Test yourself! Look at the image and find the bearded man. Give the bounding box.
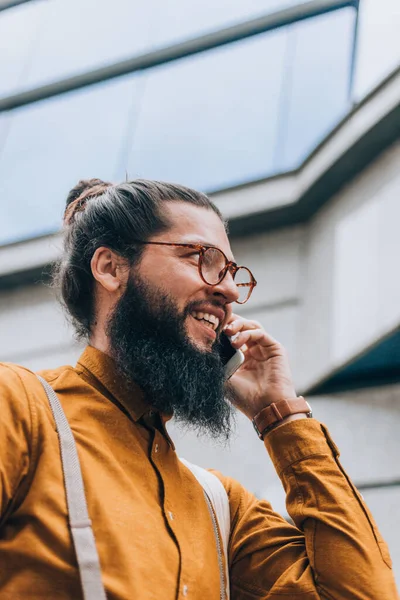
[0,179,396,599]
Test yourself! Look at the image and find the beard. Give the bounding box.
[106,270,236,440]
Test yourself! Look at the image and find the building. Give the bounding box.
[1,0,400,585]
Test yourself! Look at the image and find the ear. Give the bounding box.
[90,247,128,293]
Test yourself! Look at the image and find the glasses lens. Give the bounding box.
[200,247,227,285]
[234,267,253,303]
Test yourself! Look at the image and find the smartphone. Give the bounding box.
[219,332,245,379]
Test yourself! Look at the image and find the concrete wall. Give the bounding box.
[296,140,400,390]
[0,282,83,369]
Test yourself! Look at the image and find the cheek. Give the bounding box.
[140,259,204,305]
[172,268,206,305]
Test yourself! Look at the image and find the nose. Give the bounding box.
[209,269,240,304]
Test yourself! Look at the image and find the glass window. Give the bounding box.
[0,0,48,97]
[21,0,157,91]
[0,113,10,159]
[153,0,309,47]
[354,0,400,101]
[0,75,142,245]
[12,0,310,92]
[278,7,356,170]
[0,4,357,245]
[125,28,288,191]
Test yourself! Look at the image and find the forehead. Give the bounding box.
[156,201,232,256]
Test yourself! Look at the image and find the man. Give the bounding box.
[0,178,397,599]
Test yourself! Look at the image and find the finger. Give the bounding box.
[230,328,279,350]
[225,319,278,347]
[223,313,241,328]
[224,317,261,335]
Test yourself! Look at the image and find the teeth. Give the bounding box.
[191,311,220,331]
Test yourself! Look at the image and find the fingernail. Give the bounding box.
[230,333,240,342]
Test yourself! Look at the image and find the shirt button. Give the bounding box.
[154,444,159,453]
[168,511,174,521]
[183,584,188,596]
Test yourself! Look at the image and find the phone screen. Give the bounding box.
[218,332,237,366]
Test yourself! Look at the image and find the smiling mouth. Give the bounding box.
[190,311,220,331]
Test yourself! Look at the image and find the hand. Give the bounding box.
[223,315,297,420]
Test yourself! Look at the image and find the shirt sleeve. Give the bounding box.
[217,418,398,600]
[0,364,38,520]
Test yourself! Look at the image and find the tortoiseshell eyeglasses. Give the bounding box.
[133,241,257,304]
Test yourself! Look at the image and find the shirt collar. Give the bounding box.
[76,345,154,423]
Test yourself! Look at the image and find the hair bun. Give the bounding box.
[64,178,112,225]
[66,178,108,208]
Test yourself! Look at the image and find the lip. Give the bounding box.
[189,314,217,341]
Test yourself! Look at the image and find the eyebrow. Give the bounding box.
[182,240,236,263]
[179,238,213,246]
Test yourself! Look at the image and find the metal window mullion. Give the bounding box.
[347,0,361,106]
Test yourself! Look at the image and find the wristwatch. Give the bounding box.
[252,396,312,440]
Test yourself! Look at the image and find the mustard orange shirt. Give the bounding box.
[0,346,397,599]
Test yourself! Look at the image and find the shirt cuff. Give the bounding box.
[263,418,340,476]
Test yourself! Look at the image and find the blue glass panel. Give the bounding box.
[125,28,288,191]
[22,0,157,90]
[279,8,356,170]
[354,0,400,101]
[12,0,309,92]
[0,113,10,158]
[154,0,308,47]
[0,0,48,97]
[0,4,356,245]
[0,76,141,245]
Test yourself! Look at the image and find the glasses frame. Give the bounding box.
[132,240,257,304]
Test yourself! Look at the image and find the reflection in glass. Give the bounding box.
[126,29,287,191]
[0,76,141,245]
[0,113,10,160]
[354,0,400,100]
[0,0,48,97]
[21,0,157,90]
[0,4,357,246]
[279,8,356,170]
[6,0,309,92]
[153,0,308,47]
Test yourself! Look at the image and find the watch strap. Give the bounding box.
[252,396,312,439]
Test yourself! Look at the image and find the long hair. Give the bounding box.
[52,178,224,339]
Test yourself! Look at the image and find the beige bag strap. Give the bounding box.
[180,458,230,599]
[37,376,107,600]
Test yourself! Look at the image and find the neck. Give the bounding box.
[89,328,110,356]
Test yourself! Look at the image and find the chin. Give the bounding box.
[186,327,214,353]
[189,336,213,353]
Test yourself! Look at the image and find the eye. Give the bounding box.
[185,251,200,262]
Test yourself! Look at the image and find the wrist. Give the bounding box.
[263,413,307,436]
[252,396,312,440]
